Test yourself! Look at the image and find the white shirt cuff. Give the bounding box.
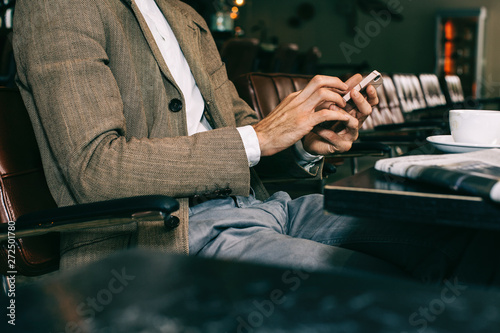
[237,125,261,167]
[294,139,323,172]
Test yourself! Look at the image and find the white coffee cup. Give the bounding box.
[449,109,500,145]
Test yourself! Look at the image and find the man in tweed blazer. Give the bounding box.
[14,0,496,284]
[13,0,393,270]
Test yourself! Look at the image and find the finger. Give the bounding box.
[302,132,348,155]
[344,73,363,90]
[275,90,301,109]
[337,111,360,139]
[310,107,351,127]
[350,89,373,119]
[315,100,342,112]
[297,87,347,112]
[309,128,354,154]
[365,85,379,106]
[331,111,359,138]
[313,111,359,140]
[298,75,349,101]
[265,90,303,118]
[305,110,360,154]
[315,101,333,112]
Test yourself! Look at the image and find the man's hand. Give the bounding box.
[252,74,379,157]
[252,75,355,157]
[303,73,379,155]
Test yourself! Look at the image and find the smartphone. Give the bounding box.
[319,70,383,129]
[343,70,383,112]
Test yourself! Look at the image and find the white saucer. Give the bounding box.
[426,135,500,153]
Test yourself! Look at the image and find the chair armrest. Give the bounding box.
[0,195,179,240]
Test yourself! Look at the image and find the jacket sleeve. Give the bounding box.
[13,0,252,203]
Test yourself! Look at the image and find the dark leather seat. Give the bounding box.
[0,88,179,283]
[444,74,466,104]
[365,77,401,130]
[360,74,449,152]
[380,75,405,124]
[419,73,447,108]
[0,88,60,276]
[392,73,428,113]
[233,72,311,119]
[440,75,500,110]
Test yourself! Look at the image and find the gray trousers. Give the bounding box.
[189,191,500,286]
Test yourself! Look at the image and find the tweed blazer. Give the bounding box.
[13,0,322,269]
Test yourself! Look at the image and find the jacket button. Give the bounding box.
[164,215,180,230]
[169,98,183,112]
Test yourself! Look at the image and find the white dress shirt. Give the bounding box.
[136,0,321,170]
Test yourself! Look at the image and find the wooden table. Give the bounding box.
[324,167,500,230]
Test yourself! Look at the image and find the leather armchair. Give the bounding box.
[233,72,311,119]
[443,75,465,104]
[441,75,500,110]
[0,88,179,287]
[359,74,449,151]
[420,73,447,108]
[392,73,428,113]
[363,76,403,130]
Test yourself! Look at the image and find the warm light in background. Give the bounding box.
[444,20,454,40]
[443,21,455,75]
[230,6,239,19]
[444,42,453,74]
[211,0,244,31]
